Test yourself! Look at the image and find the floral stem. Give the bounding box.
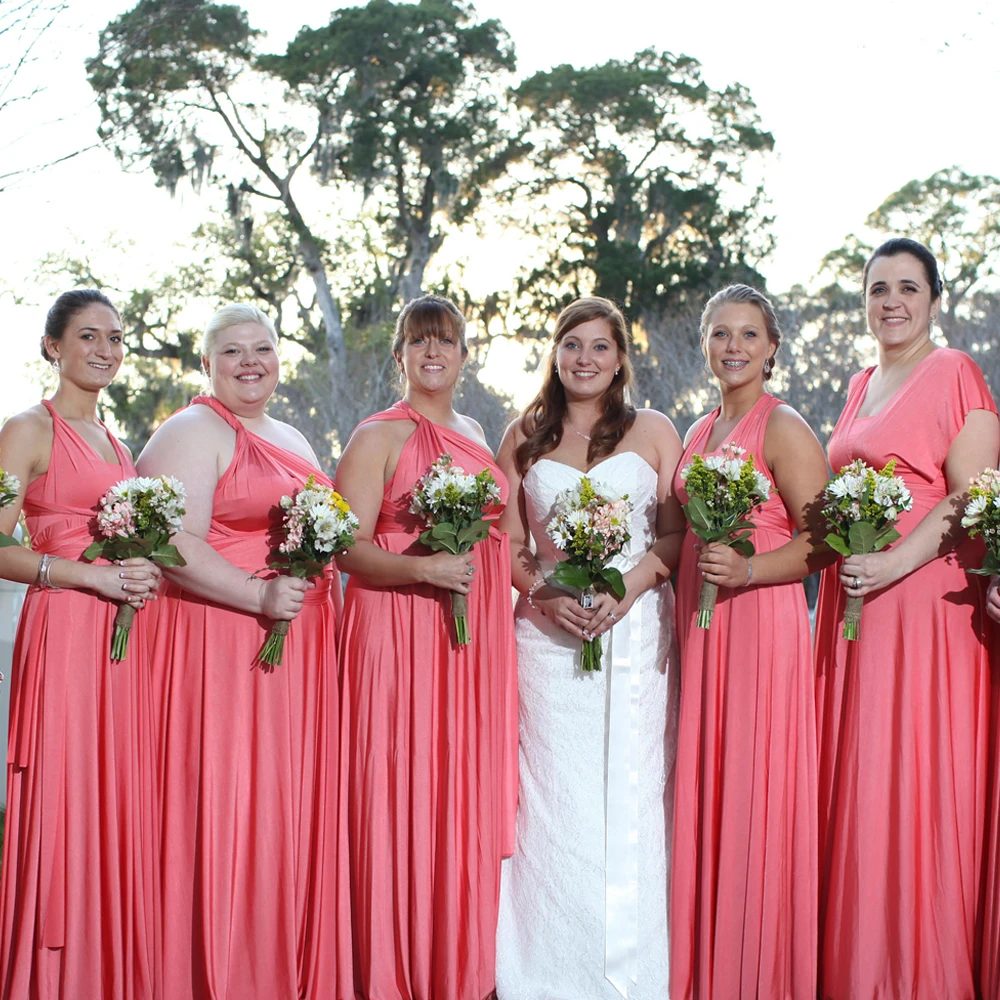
[581,635,603,671]
[257,620,290,668]
[843,594,863,641]
[110,603,136,662]
[697,579,719,629]
[450,590,470,646]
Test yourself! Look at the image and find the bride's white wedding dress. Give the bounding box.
[495,452,679,1000]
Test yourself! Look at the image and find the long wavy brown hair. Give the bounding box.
[515,297,637,476]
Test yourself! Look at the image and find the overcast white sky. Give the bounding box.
[1,0,997,416]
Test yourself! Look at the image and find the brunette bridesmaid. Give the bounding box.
[138,304,350,1000]
[335,294,517,1000]
[669,284,829,999]
[0,291,161,999]
[814,238,998,1000]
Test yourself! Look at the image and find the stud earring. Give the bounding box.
[615,366,621,375]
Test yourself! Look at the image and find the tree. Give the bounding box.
[822,168,1000,324]
[512,49,775,324]
[264,0,524,303]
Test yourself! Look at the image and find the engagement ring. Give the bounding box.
[853,576,861,590]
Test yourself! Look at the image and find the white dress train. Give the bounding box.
[495,452,678,1000]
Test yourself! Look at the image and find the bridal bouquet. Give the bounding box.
[961,467,1000,576]
[409,453,501,645]
[0,460,21,548]
[680,443,771,628]
[258,475,359,667]
[822,458,912,640]
[84,475,187,660]
[546,476,632,672]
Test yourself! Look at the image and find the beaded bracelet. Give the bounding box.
[526,578,544,611]
[744,557,753,587]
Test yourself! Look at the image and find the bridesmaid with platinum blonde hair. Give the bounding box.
[139,303,351,1000]
[670,284,829,1000]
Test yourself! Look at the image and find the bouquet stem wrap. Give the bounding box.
[450,591,470,645]
[697,580,719,629]
[257,619,290,667]
[111,604,136,661]
[843,594,863,641]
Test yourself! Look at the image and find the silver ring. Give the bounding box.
[608,612,617,622]
[466,567,474,577]
[853,576,861,590]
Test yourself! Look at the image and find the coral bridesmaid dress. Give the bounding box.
[338,400,517,1000]
[148,395,350,1000]
[0,400,159,1000]
[814,348,995,1000]
[670,393,817,1000]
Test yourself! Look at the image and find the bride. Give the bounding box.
[494,296,683,999]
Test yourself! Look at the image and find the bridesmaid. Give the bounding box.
[335,294,517,1000]
[814,238,998,1000]
[0,290,161,999]
[138,304,350,1000]
[670,284,829,1000]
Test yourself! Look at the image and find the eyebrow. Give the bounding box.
[77,325,122,333]
[219,340,274,348]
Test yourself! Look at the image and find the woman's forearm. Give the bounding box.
[749,533,839,587]
[623,530,683,597]
[336,539,434,588]
[164,531,266,613]
[888,490,969,579]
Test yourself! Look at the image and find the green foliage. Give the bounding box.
[83,533,185,567]
[513,48,774,321]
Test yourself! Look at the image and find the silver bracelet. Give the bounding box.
[37,553,63,592]
[744,557,753,587]
[526,578,544,610]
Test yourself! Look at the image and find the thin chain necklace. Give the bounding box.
[565,420,593,442]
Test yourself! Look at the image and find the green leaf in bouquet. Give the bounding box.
[419,525,459,554]
[848,521,877,554]
[82,539,107,561]
[825,533,851,557]
[550,560,594,592]
[0,533,21,548]
[968,550,1000,576]
[150,543,187,568]
[599,566,627,598]
[730,537,756,558]
[683,497,713,532]
[457,520,491,549]
[871,526,901,552]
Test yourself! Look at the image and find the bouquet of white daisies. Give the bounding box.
[545,476,632,672]
[409,453,501,645]
[679,443,772,628]
[821,458,912,640]
[961,467,1000,577]
[258,474,359,667]
[84,475,187,660]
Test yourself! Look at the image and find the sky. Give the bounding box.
[0,0,997,417]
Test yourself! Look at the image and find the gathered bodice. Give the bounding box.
[523,451,659,576]
[23,399,134,560]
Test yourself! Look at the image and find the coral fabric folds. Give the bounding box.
[814,349,996,1000]
[338,400,517,1000]
[0,400,159,1000]
[148,396,350,1000]
[670,393,818,1000]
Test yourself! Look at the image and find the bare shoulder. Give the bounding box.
[1,404,52,439]
[455,412,489,450]
[500,414,528,447]
[633,407,680,438]
[149,403,232,444]
[683,412,712,448]
[341,417,405,460]
[767,403,822,446]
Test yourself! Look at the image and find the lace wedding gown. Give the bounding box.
[495,452,678,1000]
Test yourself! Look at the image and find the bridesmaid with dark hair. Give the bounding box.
[138,304,350,1000]
[335,294,517,1000]
[670,284,828,1000]
[814,238,998,1000]
[0,291,161,999]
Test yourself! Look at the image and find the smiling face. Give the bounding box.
[45,303,124,391]
[703,301,776,388]
[397,327,465,396]
[554,318,621,402]
[865,252,939,351]
[203,322,280,413]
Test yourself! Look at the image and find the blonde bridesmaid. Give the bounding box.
[670,284,828,999]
